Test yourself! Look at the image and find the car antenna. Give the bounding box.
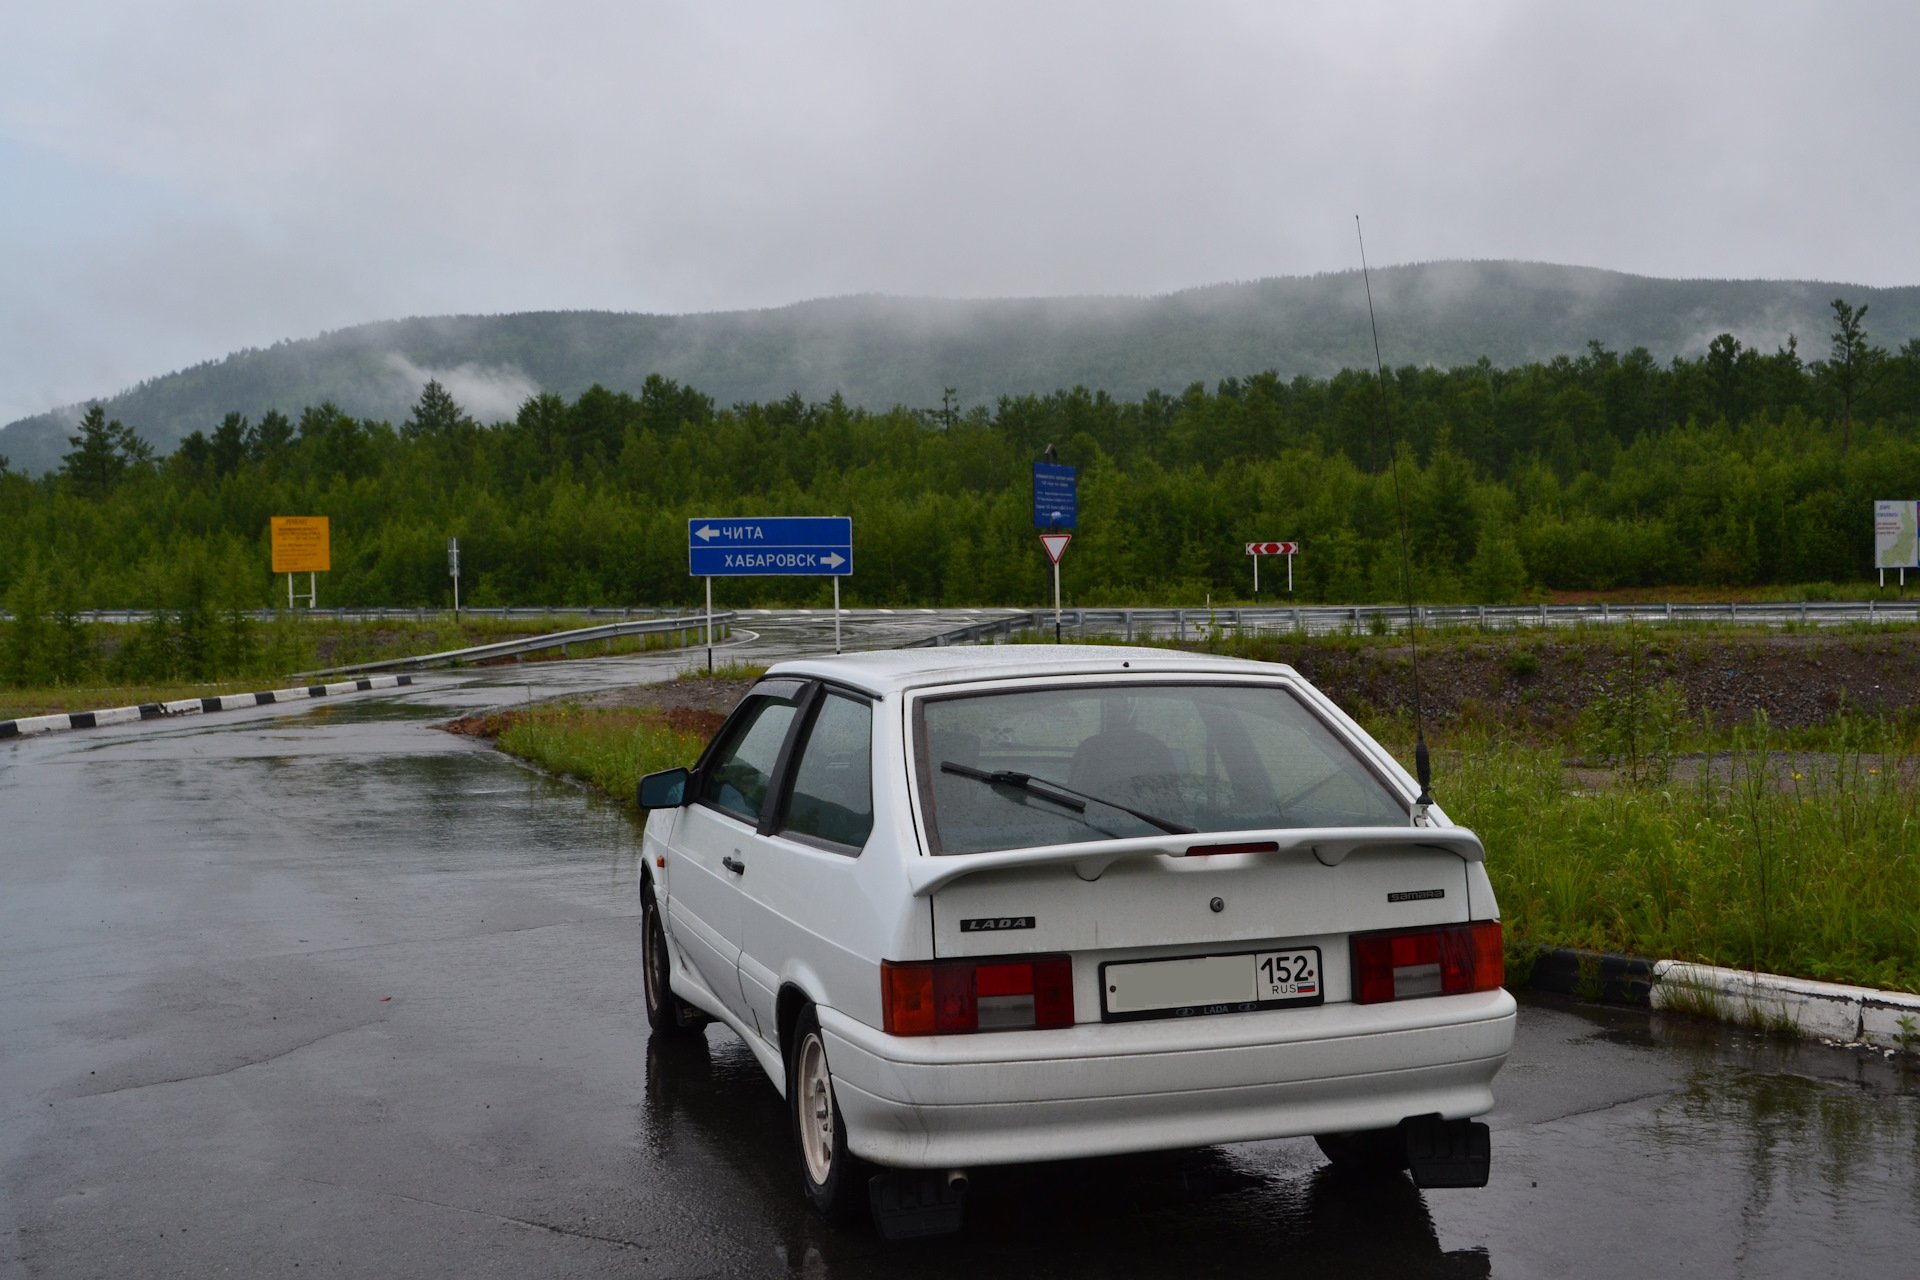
[1355,216,1434,820]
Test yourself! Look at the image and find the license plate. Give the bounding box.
[1100,947,1323,1022]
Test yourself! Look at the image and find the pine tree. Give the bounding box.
[403,380,467,438]
[210,412,249,475]
[246,410,294,460]
[1826,298,1886,456]
[60,406,122,496]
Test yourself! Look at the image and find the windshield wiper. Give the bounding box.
[938,761,1197,835]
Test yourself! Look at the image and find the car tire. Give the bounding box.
[788,1004,870,1225]
[1315,1127,1409,1176]
[642,890,706,1037]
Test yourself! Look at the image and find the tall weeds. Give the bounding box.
[496,707,707,808]
[1445,715,1920,992]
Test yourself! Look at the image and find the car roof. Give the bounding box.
[763,645,1301,697]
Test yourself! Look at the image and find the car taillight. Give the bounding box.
[882,956,1074,1034]
[1351,922,1504,1004]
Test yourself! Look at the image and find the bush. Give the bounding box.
[1468,531,1529,604]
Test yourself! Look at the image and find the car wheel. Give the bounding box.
[1315,1127,1409,1176]
[642,891,706,1036]
[788,1004,870,1225]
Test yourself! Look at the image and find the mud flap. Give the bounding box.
[1403,1114,1491,1189]
[868,1170,965,1240]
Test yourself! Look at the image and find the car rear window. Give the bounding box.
[915,682,1408,855]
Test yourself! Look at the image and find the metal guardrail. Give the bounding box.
[908,599,1920,647]
[292,612,736,678]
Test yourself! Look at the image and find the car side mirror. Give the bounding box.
[638,767,690,810]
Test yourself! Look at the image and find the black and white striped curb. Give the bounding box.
[0,675,415,741]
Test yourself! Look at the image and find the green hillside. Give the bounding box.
[7,260,1919,477]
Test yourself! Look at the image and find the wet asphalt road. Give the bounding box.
[4,615,1919,1278]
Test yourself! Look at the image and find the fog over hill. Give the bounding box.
[6,260,1919,476]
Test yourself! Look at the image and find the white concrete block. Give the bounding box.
[1860,990,1920,1049]
[1652,961,1862,1040]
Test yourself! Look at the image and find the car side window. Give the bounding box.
[699,696,800,823]
[781,693,874,853]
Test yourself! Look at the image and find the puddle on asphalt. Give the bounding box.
[629,987,1920,1277]
[639,1029,1496,1279]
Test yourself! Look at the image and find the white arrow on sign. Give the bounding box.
[694,524,720,541]
[821,552,846,569]
[1040,533,1072,564]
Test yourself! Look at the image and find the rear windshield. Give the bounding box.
[915,682,1407,855]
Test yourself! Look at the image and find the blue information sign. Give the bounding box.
[1033,462,1078,529]
[688,516,853,576]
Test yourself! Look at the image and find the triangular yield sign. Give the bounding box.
[1039,533,1072,564]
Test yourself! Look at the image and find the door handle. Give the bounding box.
[722,856,746,875]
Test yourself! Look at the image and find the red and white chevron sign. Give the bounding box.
[1245,542,1299,555]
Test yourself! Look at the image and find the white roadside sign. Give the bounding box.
[1874,500,1919,572]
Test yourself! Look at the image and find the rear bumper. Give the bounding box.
[820,989,1516,1169]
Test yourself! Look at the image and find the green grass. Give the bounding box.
[1430,726,1920,993]
[496,707,708,811]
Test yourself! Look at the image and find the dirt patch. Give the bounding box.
[666,706,729,738]
[1245,631,1920,734]
[575,676,758,718]
[435,711,524,738]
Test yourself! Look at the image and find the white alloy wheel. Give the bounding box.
[796,1030,837,1185]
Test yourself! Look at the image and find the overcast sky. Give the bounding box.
[3,1,1917,424]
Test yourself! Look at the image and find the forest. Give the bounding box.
[5,298,1919,679]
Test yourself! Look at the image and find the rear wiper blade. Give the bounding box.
[939,761,1197,835]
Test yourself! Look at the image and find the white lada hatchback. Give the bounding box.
[636,646,1514,1236]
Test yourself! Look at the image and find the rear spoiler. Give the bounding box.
[905,826,1485,897]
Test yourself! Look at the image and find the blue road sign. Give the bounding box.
[688,516,853,576]
[1033,462,1078,529]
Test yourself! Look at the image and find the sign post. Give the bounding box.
[1874,500,1919,587]
[448,537,461,616]
[270,517,330,610]
[1040,533,1072,639]
[1033,460,1078,641]
[1245,542,1299,595]
[689,516,854,665]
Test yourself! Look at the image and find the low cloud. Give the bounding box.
[385,354,538,425]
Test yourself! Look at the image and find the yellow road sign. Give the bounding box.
[270,517,331,573]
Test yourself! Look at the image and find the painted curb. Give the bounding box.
[1521,947,1919,1050]
[1524,947,1656,1006]
[1650,960,1920,1048]
[0,675,415,741]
